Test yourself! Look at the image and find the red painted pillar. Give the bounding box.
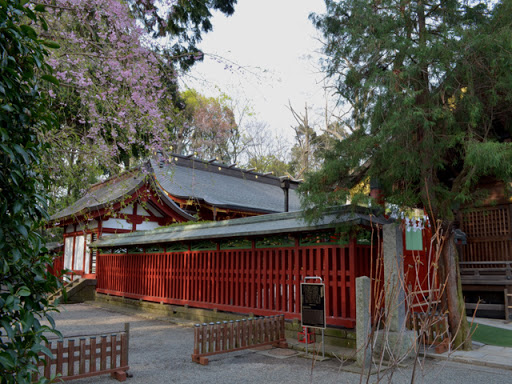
[349,237,357,320]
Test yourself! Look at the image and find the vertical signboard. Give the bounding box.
[300,282,326,329]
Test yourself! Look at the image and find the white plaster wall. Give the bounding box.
[137,205,151,216]
[102,218,131,230]
[145,204,163,218]
[77,219,99,231]
[136,221,161,231]
[65,224,74,234]
[119,205,133,215]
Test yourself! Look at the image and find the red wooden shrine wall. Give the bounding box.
[96,239,377,328]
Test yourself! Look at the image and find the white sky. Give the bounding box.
[181,0,329,146]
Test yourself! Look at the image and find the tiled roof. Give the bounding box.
[151,157,301,213]
[91,206,390,248]
[50,170,145,221]
[51,155,301,222]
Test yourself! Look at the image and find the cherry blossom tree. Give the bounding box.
[33,0,237,208]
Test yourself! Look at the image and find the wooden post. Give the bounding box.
[201,323,207,354]
[68,339,75,377]
[123,322,129,366]
[215,322,221,352]
[90,337,97,373]
[241,319,246,347]
[229,320,235,350]
[235,320,241,348]
[79,338,86,374]
[56,340,63,376]
[207,323,214,353]
[193,324,200,357]
[44,342,51,378]
[222,321,228,351]
[120,333,128,368]
[111,334,117,369]
[100,335,107,372]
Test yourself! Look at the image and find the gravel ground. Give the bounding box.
[43,304,512,384]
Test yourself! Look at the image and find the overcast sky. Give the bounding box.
[181,0,329,145]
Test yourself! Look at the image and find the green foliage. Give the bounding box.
[0,1,62,382]
[176,89,239,162]
[246,154,290,177]
[304,0,512,221]
[129,0,237,71]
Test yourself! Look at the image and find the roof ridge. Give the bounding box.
[88,163,147,192]
[157,153,301,188]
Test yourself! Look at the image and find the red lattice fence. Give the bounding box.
[97,240,376,328]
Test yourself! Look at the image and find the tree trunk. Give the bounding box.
[440,226,472,350]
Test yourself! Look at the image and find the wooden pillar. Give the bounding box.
[349,238,357,320]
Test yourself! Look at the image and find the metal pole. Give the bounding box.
[321,329,325,358]
[305,327,308,357]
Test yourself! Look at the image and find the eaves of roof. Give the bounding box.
[91,205,392,249]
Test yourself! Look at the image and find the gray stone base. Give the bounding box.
[373,329,417,362]
[93,293,357,349]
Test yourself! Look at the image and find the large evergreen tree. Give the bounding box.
[307,0,512,348]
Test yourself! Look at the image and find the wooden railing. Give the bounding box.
[96,242,376,328]
[460,261,512,286]
[35,323,129,382]
[192,315,287,365]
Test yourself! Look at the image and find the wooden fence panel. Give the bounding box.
[192,315,287,365]
[35,323,129,382]
[97,242,379,328]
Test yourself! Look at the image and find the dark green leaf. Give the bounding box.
[41,40,60,49]
[20,24,37,39]
[0,353,15,369]
[16,224,28,238]
[41,74,59,85]
[17,286,31,297]
[1,104,14,112]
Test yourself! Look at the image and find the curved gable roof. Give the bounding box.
[50,166,194,223]
[51,155,303,224]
